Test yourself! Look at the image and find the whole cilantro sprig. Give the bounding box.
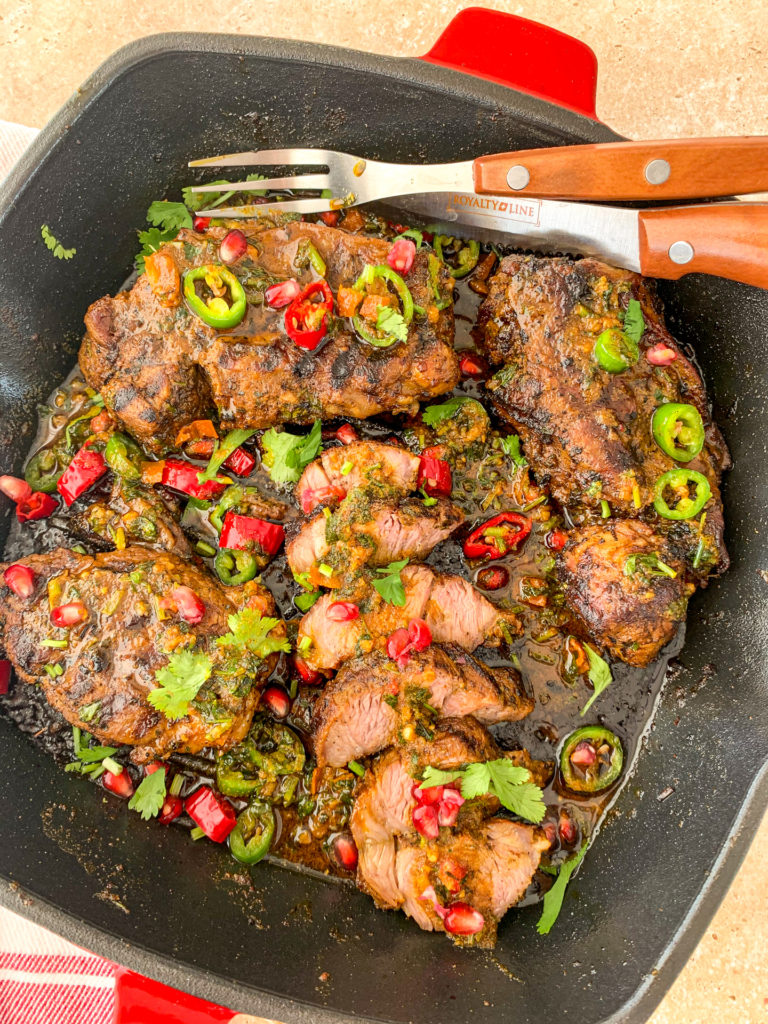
[261,421,322,484]
[421,758,546,824]
[372,558,409,607]
[128,766,167,821]
[148,648,213,721]
[216,609,291,660]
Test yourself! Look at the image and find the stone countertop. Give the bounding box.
[0,1,766,1021]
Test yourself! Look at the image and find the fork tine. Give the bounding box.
[188,148,335,169]
[196,198,335,217]
[188,175,330,194]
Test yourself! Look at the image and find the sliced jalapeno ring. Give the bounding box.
[593,327,639,373]
[210,485,245,533]
[104,432,144,481]
[433,234,481,279]
[651,402,705,462]
[351,264,414,348]
[183,263,247,330]
[25,447,67,493]
[228,800,275,865]
[214,547,258,586]
[561,726,624,794]
[653,469,712,520]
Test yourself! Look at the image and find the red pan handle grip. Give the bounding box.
[420,7,599,120]
[112,967,280,1024]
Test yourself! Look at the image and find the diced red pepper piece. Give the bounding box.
[57,446,107,506]
[284,280,333,350]
[102,768,134,799]
[0,475,32,504]
[219,511,285,556]
[219,229,247,265]
[4,564,35,599]
[412,803,439,840]
[327,601,360,622]
[0,660,11,695]
[443,903,485,936]
[336,423,359,445]
[463,512,531,560]
[265,279,301,309]
[169,586,205,624]
[16,491,58,523]
[185,786,237,842]
[161,458,228,500]
[223,446,256,477]
[417,455,452,497]
[387,238,416,275]
[319,211,339,227]
[51,602,89,627]
[159,794,183,824]
[293,654,322,686]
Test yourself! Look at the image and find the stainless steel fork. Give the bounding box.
[187,138,768,216]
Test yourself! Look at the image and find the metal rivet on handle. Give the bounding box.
[645,158,671,185]
[668,240,695,264]
[506,165,530,190]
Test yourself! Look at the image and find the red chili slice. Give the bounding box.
[265,278,301,309]
[219,511,285,556]
[222,446,256,477]
[57,446,108,506]
[102,768,134,799]
[387,238,416,275]
[327,601,360,622]
[284,280,334,350]
[4,564,35,599]
[463,512,531,560]
[169,586,205,624]
[185,787,237,842]
[417,454,452,498]
[0,475,32,504]
[16,491,58,523]
[50,602,89,627]
[161,459,228,501]
[159,794,184,824]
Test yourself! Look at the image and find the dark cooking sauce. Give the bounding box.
[0,238,681,900]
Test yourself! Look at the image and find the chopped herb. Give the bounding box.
[580,645,613,716]
[41,638,68,649]
[41,224,76,260]
[622,299,645,345]
[79,701,101,723]
[135,226,177,272]
[295,590,320,612]
[261,421,322,484]
[383,693,398,709]
[500,433,527,467]
[148,649,213,721]
[297,635,312,652]
[421,759,545,824]
[419,487,437,507]
[44,663,63,679]
[216,609,291,659]
[341,461,354,476]
[318,563,334,578]
[190,825,206,840]
[101,757,123,775]
[376,306,408,343]
[537,843,588,935]
[182,173,267,213]
[347,760,366,777]
[128,766,167,821]
[373,558,409,607]
[422,396,473,427]
[600,499,611,519]
[198,429,256,485]
[146,201,193,234]
[624,553,677,580]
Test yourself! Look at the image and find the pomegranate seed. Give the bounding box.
[386,627,411,665]
[261,684,292,719]
[459,353,489,378]
[387,238,416,275]
[219,229,248,264]
[0,660,11,695]
[50,602,88,628]
[476,566,509,591]
[412,803,440,840]
[4,563,35,599]
[546,529,568,552]
[170,586,205,624]
[438,857,468,894]
[293,654,322,685]
[570,741,598,767]
[102,768,134,799]
[558,812,578,846]
[327,601,360,622]
[646,342,677,366]
[413,784,444,806]
[335,423,358,445]
[407,618,432,652]
[330,833,358,872]
[265,278,301,309]
[159,794,183,824]
[542,821,558,847]
[0,475,32,504]
[443,902,485,936]
[437,786,465,827]
[319,211,339,227]
[193,215,211,231]
[90,409,113,434]
[144,761,165,776]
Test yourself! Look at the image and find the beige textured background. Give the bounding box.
[1,1,766,1022]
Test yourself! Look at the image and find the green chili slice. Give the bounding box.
[210,485,244,532]
[427,252,452,310]
[433,235,480,279]
[593,327,639,373]
[651,403,705,462]
[183,263,247,329]
[25,446,68,493]
[104,432,144,481]
[653,469,711,520]
[228,801,275,865]
[560,726,624,794]
[215,548,258,586]
[352,264,414,348]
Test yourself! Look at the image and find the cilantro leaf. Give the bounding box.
[135,226,177,272]
[216,609,291,659]
[261,421,322,484]
[373,558,409,606]
[537,842,588,935]
[422,396,473,427]
[146,201,193,234]
[128,766,167,821]
[580,645,613,716]
[421,758,545,824]
[376,307,408,343]
[41,224,76,260]
[420,766,463,788]
[500,433,527,467]
[458,762,493,799]
[197,428,256,484]
[622,298,645,345]
[295,590,320,612]
[71,726,117,763]
[148,649,212,721]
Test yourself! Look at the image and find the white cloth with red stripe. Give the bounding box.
[0,118,117,1024]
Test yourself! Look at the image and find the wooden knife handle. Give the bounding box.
[473,138,768,201]
[638,203,768,289]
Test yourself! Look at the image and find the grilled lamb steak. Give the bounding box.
[0,546,283,762]
[311,645,533,767]
[80,223,459,454]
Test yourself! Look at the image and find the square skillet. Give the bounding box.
[0,30,766,1024]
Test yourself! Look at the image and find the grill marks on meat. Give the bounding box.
[557,519,694,666]
[0,547,281,762]
[298,564,522,672]
[80,223,459,454]
[311,646,533,767]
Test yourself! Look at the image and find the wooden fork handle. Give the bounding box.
[638,203,768,289]
[473,137,768,201]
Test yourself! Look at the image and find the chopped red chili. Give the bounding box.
[161,458,228,500]
[185,787,237,842]
[57,446,107,506]
[417,453,452,497]
[16,491,58,523]
[219,511,285,556]
[463,512,531,560]
[284,280,334,350]
[222,446,256,477]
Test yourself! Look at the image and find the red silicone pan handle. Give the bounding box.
[420,6,599,120]
[112,968,239,1024]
